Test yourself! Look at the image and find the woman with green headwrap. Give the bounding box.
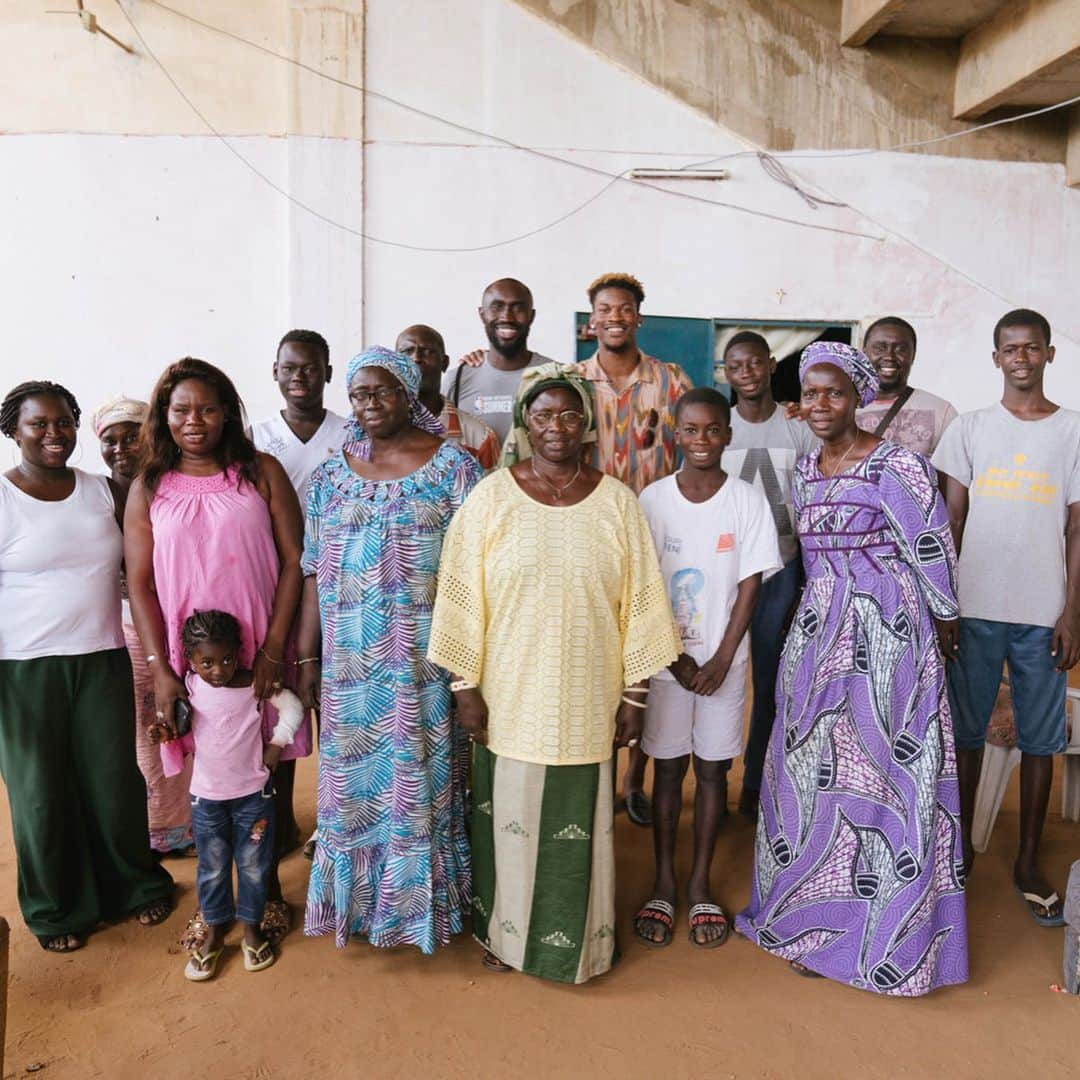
[428,363,680,983]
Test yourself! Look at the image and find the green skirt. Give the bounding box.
[470,745,617,984]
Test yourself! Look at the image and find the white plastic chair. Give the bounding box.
[1061,688,1080,823]
[970,687,1080,853]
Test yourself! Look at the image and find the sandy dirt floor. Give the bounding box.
[1,739,1078,1079]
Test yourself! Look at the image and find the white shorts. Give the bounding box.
[641,669,746,762]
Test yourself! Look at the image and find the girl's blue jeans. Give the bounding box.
[191,779,276,926]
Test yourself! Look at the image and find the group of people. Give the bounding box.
[0,272,1076,997]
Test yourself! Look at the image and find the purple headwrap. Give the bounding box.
[798,341,879,407]
[344,345,445,458]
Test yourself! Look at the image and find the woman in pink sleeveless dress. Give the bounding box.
[124,358,305,943]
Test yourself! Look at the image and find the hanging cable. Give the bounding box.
[122,0,879,248]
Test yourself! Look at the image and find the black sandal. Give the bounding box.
[136,896,174,926]
[687,902,729,949]
[482,950,512,973]
[625,790,653,827]
[37,933,84,953]
[634,899,675,947]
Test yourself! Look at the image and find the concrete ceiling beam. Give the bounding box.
[954,0,1080,119]
[1067,105,1080,185]
[840,0,910,47]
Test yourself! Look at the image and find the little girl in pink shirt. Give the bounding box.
[164,610,303,982]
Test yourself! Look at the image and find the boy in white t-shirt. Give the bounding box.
[251,329,348,863]
[634,388,781,950]
[251,330,350,509]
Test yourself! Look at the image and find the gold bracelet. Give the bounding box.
[621,696,648,709]
[258,646,284,665]
[296,656,321,666]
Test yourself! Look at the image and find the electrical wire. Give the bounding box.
[123,0,880,247]
[117,0,1080,344]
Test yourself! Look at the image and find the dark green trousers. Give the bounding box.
[0,648,173,938]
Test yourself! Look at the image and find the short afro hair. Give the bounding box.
[863,316,917,353]
[674,386,731,423]
[277,329,330,367]
[587,273,645,308]
[993,308,1051,349]
[723,331,771,360]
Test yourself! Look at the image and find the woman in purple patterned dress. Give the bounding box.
[736,342,968,996]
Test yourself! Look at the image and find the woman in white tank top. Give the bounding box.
[0,380,173,953]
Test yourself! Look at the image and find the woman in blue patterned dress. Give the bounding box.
[296,347,482,951]
[736,342,968,996]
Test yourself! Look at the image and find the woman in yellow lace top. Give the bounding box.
[428,364,680,984]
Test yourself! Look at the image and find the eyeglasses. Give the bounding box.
[527,410,586,430]
[348,386,404,406]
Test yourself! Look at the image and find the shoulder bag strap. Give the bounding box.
[872,385,914,437]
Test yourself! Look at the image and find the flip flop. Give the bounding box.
[687,902,729,949]
[1015,886,1066,927]
[634,899,675,947]
[625,790,653,828]
[184,946,224,982]
[241,939,276,973]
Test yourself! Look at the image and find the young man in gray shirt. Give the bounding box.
[933,308,1080,928]
[443,277,552,443]
[722,332,818,820]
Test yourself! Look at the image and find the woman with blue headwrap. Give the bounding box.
[295,346,483,951]
[736,342,968,995]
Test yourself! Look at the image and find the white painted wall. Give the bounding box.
[363,0,1080,417]
[2,135,362,468]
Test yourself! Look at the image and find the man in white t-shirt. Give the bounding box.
[722,331,818,821]
[251,329,349,861]
[856,316,957,457]
[251,329,350,510]
[634,387,780,950]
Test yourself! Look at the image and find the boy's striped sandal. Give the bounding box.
[634,899,676,947]
[687,902,729,949]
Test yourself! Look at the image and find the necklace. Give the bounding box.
[820,434,855,481]
[530,459,581,502]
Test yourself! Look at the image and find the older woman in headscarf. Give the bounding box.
[428,363,680,984]
[295,346,483,951]
[94,395,195,857]
[735,342,968,996]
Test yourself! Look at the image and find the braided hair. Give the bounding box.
[180,609,243,657]
[1,381,81,438]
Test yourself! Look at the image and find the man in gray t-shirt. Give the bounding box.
[722,332,819,818]
[932,308,1080,928]
[442,277,553,443]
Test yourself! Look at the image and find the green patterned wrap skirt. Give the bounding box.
[470,744,617,984]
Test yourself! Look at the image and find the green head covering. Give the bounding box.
[498,362,597,468]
